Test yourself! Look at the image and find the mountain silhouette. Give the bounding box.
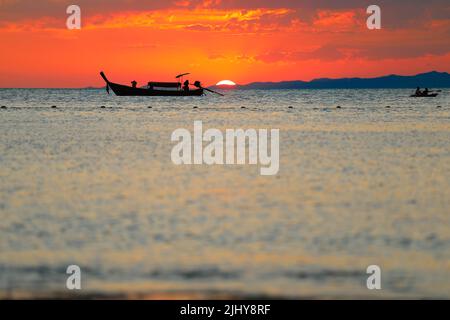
[216,71,450,90]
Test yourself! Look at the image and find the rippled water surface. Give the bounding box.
[0,88,449,298]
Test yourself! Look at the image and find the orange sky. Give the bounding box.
[0,0,449,87]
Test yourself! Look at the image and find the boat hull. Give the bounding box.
[108,82,203,96]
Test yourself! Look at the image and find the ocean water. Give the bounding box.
[0,88,449,299]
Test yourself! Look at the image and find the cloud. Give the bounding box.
[256,45,348,63]
[312,10,363,32]
[1,0,447,29]
[79,8,297,33]
[184,24,213,31]
[356,43,450,60]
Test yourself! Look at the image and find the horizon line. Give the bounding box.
[0,70,448,89]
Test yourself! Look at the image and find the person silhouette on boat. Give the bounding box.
[183,80,190,92]
[147,82,154,90]
[424,88,429,95]
[415,87,422,95]
[131,80,137,88]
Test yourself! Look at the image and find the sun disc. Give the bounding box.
[216,80,236,86]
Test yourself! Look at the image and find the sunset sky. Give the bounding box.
[0,0,449,87]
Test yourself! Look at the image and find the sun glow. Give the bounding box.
[216,80,236,86]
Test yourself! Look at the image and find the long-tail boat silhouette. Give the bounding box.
[100,71,223,96]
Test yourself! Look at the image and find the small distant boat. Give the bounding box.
[410,89,441,98]
[100,71,204,96]
[410,93,439,98]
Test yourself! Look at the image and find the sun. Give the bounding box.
[216,80,236,86]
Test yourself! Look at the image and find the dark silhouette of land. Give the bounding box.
[211,71,450,90]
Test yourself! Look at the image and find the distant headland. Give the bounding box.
[212,71,450,90]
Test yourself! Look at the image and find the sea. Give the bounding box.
[0,88,449,299]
